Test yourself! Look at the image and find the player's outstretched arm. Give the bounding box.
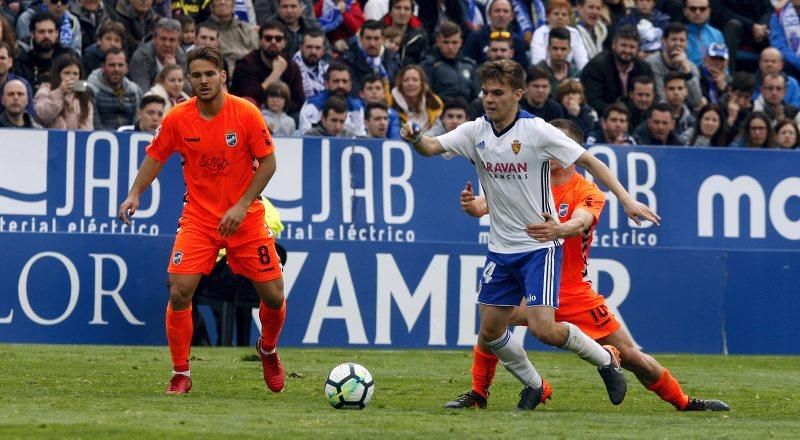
[118,155,164,225]
[460,181,489,217]
[526,210,594,241]
[400,121,446,156]
[218,153,277,237]
[574,152,661,226]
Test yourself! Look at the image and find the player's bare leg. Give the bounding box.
[253,277,286,392]
[598,327,730,411]
[165,273,203,394]
[527,306,627,405]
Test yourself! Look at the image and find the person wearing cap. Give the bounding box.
[754,48,800,108]
[683,0,725,67]
[700,42,731,105]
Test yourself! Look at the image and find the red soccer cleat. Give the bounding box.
[166,373,192,394]
[257,337,285,393]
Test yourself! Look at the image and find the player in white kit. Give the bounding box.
[400,59,661,410]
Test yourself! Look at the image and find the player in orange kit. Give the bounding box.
[445,119,730,412]
[118,46,287,395]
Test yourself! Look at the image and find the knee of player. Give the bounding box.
[479,326,506,343]
[618,345,647,370]
[528,324,563,346]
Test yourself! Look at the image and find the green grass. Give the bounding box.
[0,345,798,439]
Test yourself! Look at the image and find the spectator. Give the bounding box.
[261,81,296,135]
[17,0,82,55]
[268,0,321,57]
[192,21,220,50]
[254,0,317,26]
[144,64,189,114]
[304,95,355,136]
[415,0,465,38]
[292,28,328,100]
[663,71,696,144]
[729,111,775,147]
[342,19,400,92]
[633,102,681,145]
[33,52,93,129]
[389,64,442,131]
[622,75,656,130]
[575,0,609,60]
[486,33,514,62]
[15,12,77,89]
[424,95,469,136]
[298,62,364,134]
[0,41,36,118]
[363,101,389,137]
[381,0,428,65]
[177,15,195,51]
[231,21,305,112]
[711,0,772,71]
[519,65,563,121]
[462,0,529,68]
[686,103,729,146]
[129,18,186,94]
[81,20,125,74]
[87,47,142,130]
[0,15,16,54]
[206,0,258,73]
[700,42,730,105]
[775,119,800,149]
[358,72,399,137]
[382,25,401,53]
[754,48,800,108]
[117,94,166,132]
[617,0,670,31]
[753,73,800,127]
[580,24,653,116]
[314,0,364,51]
[420,20,478,103]
[645,22,704,110]
[586,102,637,146]
[683,0,724,67]
[70,0,111,53]
[0,79,36,127]
[536,27,579,98]
[556,79,598,135]
[722,71,755,135]
[530,0,589,70]
[114,0,161,51]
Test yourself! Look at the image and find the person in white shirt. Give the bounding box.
[529,0,590,70]
[400,59,660,411]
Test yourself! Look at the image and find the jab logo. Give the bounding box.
[0,131,49,215]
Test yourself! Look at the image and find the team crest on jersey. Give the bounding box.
[225,131,238,147]
[559,203,569,217]
[172,251,183,265]
[511,139,521,155]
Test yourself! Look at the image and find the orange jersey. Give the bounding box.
[551,172,606,306]
[147,94,274,229]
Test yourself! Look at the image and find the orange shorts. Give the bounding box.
[555,297,621,340]
[168,220,282,282]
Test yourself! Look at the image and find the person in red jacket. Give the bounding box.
[314,0,364,52]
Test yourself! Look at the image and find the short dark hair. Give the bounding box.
[260,20,288,39]
[196,21,219,36]
[96,20,126,42]
[526,65,552,84]
[731,71,756,94]
[139,94,167,110]
[604,102,630,122]
[187,46,224,70]
[629,75,654,92]
[479,59,526,90]
[325,62,351,81]
[548,27,571,46]
[438,20,461,39]
[177,15,195,29]
[30,11,58,34]
[550,119,584,144]
[647,102,673,119]
[442,96,470,115]
[360,19,383,37]
[322,96,348,117]
[266,81,291,100]
[365,101,389,120]
[614,24,640,45]
[304,28,325,41]
[103,47,127,63]
[360,73,383,90]
[663,22,687,39]
[664,71,688,86]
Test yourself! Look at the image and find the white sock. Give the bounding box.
[486,329,543,388]
[560,322,612,367]
[172,370,191,377]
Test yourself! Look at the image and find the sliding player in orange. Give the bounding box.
[118,46,286,395]
[446,120,730,412]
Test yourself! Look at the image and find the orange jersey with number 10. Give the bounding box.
[146,94,275,230]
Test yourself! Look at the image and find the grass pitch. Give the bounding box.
[1,345,798,439]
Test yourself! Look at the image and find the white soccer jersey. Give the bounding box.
[438,111,585,253]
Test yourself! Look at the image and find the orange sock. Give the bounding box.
[647,369,689,410]
[258,299,286,352]
[471,345,499,399]
[165,303,193,372]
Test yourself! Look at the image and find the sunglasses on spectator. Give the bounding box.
[687,6,709,12]
[490,31,512,40]
[49,0,69,4]
[262,35,284,42]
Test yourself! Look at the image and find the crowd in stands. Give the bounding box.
[0,0,798,148]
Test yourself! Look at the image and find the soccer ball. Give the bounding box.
[324,363,374,410]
